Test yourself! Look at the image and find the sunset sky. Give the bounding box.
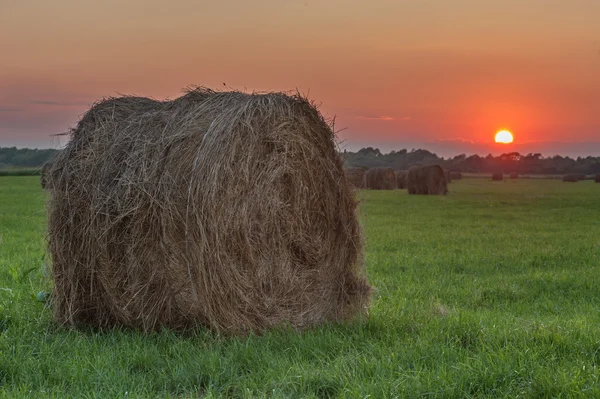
[1,0,599,157]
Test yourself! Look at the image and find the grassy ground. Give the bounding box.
[1,176,600,398]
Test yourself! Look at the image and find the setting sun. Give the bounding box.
[495,130,514,144]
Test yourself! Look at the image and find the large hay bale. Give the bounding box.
[595,174,600,183]
[562,174,580,182]
[365,167,396,190]
[46,88,371,335]
[395,170,407,189]
[450,171,462,180]
[406,165,448,195]
[491,173,503,181]
[345,167,366,189]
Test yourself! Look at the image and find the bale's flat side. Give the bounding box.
[491,173,503,181]
[450,172,462,180]
[407,165,447,195]
[395,171,407,189]
[47,88,371,335]
[345,167,366,189]
[595,174,600,183]
[365,167,396,190]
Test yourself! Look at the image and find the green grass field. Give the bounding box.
[1,176,600,398]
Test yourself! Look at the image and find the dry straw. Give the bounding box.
[365,167,396,190]
[46,87,371,335]
[407,165,448,195]
[345,167,366,189]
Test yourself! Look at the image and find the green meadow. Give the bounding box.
[1,176,599,398]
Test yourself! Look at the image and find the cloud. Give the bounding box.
[355,115,395,121]
[0,107,24,113]
[29,100,91,107]
[428,137,478,144]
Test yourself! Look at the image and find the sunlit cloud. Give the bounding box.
[355,115,395,121]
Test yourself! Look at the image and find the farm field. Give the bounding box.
[1,176,600,398]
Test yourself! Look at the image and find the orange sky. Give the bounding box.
[1,0,599,156]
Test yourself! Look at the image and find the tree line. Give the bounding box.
[1,146,599,175]
[0,147,60,168]
[342,148,600,175]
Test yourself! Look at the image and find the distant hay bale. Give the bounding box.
[491,173,503,181]
[406,165,448,195]
[562,174,580,182]
[450,172,462,180]
[509,172,519,179]
[345,167,366,189]
[595,174,600,183]
[395,170,407,189]
[365,167,396,190]
[46,87,371,335]
[444,169,452,183]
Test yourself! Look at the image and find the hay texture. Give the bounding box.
[345,167,366,189]
[46,88,371,335]
[406,165,448,195]
[395,170,407,189]
[450,172,462,180]
[365,167,396,190]
[595,174,600,183]
[491,173,503,181]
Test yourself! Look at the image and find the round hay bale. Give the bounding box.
[562,174,580,182]
[395,170,407,189]
[595,174,600,183]
[365,167,396,190]
[450,171,462,180]
[46,88,371,334]
[491,173,503,181]
[509,172,519,179]
[444,169,452,183]
[406,165,448,195]
[345,167,366,189]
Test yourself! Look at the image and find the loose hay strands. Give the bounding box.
[395,170,407,189]
[365,167,396,190]
[344,167,366,189]
[46,87,371,335]
[407,165,448,195]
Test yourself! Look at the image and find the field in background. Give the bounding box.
[1,176,599,397]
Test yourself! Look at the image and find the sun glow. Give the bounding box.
[495,130,513,144]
